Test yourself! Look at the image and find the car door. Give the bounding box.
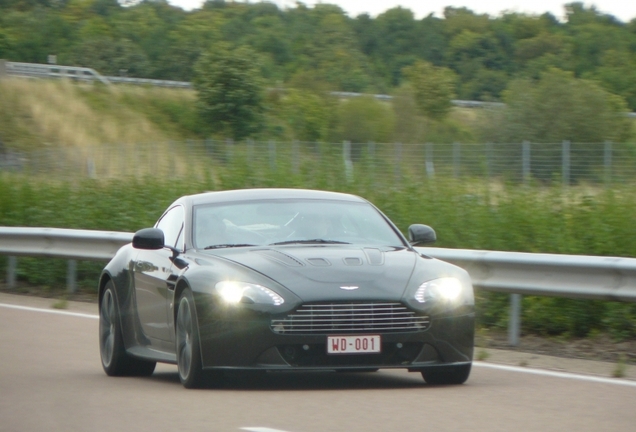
[133,205,184,342]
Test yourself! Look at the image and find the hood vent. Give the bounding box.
[307,258,330,266]
[344,257,362,266]
[255,249,304,267]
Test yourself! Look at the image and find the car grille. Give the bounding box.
[270,302,430,335]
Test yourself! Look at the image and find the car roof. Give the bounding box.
[182,188,367,206]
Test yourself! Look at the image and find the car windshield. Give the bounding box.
[192,199,405,249]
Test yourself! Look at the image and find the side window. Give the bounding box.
[155,205,184,249]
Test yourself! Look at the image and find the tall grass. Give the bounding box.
[0,79,201,150]
[1,170,636,339]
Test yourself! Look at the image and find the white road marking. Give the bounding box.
[474,361,636,387]
[241,428,292,432]
[2,302,635,387]
[0,303,99,319]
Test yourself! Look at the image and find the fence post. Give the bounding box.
[343,141,353,183]
[204,138,214,157]
[562,140,570,186]
[509,294,521,346]
[268,141,276,171]
[425,143,435,178]
[394,142,402,183]
[225,138,234,162]
[604,141,612,187]
[0,59,7,79]
[292,140,299,174]
[67,259,77,293]
[522,141,531,184]
[367,141,375,172]
[7,256,17,288]
[247,139,254,165]
[485,142,492,179]
[453,142,461,178]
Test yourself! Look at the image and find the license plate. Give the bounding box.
[327,335,381,354]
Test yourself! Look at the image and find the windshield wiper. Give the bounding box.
[269,239,350,246]
[203,243,256,250]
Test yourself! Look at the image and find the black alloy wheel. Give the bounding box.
[100,281,156,376]
[176,289,207,388]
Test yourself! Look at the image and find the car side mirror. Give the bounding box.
[132,228,165,250]
[408,224,436,245]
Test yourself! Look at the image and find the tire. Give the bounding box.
[421,363,472,385]
[99,281,156,377]
[176,289,207,388]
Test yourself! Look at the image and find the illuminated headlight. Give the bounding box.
[215,281,284,306]
[414,277,464,303]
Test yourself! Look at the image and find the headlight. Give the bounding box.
[215,281,285,306]
[414,277,464,303]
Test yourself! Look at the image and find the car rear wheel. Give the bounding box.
[100,281,156,376]
[421,364,471,385]
[176,289,207,388]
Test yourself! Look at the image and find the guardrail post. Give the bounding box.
[7,256,17,288]
[0,59,7,79]
[509,294,521,346]
[67,260,77,293]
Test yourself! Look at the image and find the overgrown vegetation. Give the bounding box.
[1,171,636,341]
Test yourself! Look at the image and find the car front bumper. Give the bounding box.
[196,305,474,371]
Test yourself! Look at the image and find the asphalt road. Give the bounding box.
[1,297,635,432]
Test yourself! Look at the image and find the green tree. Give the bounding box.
[332,95,394,144]
[403,60,457,121]
[193,44,265,140]
[501,68,630,143]
[69,37,151,77]
[281,89,333,142]
[479,68,632,180]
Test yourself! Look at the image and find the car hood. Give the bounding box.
[204,245,419,303]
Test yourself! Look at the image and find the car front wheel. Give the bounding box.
[100,281,156,376]
[176,289,207,388]
[421,363,471,385]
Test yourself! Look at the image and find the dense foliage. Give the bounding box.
[1,1,636,108]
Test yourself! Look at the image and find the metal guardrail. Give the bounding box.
[4,61,192,88]
[0,227,132,261]
[2,227,636,345]
[5,61,111,85]
[419,247,636,303]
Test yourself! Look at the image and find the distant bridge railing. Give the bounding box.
[2,226,636,345]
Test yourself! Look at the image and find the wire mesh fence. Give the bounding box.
[1,140,635,187]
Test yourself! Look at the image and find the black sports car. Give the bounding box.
[99,188,474,388]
